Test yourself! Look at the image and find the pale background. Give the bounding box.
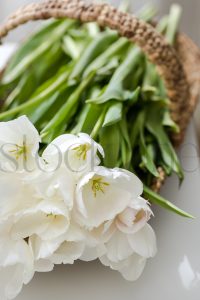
[0,1,200,300]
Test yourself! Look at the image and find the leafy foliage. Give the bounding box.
[0,5,193,218]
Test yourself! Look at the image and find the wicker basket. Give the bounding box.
[0,0,200,192]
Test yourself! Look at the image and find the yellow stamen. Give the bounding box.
[46,213,57,219]
[91,177,109,197]
[72,143,91,160]
[9,139,27,161]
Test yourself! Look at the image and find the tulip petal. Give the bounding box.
[118,254,147,281]
[105,230,133,262]
[100,253,146,281]
[80,244,106,262]
[50,241,85,264]
[75,167,141,228]
[127,224,157,258]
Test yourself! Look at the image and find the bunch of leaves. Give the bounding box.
[0,4,193,218]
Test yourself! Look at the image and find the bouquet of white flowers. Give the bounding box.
[0,115,156,299]
[0,1,199,299]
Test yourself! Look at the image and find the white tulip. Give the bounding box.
[78,220,115,261]
[35,132,104,212]
[30,223,86,267]
[0,116,40,172]
[49,222,108,264]
[42,133,104,176]
[0,237,34,300]
[99,225,156,281]
[11,200,70,241]
[100,252,147,281]
[98,196,157,281]
[0,114,158,294]
[50,241,85,265]
[29,234,63,272]
[116,197,152,234]
[32,166,75,211]
[29,235,63,262]
[0,170,40,221]
[99,223,156,281]
[102,223,156,261]
[74,167,143,229]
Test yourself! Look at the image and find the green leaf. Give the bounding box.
[96,57,120,77]
[156,15,169,33]
[36,86,76,131]
[29,42,65,84]
[0,64,73,121]
[70,31,118,79]
[137,4,158,22]
[143,61,159,88]
[25,91,60,124]
[119,117,132,169]
[41,72,95,138]
[4,20,63,73]
[130,112,143,148]
[84,37,129,77]
[31,64,74,99]
[62,35,84,60]
[87,47,142,104]
[103,102,123,127]
[42,121,67,145]
[165,4,182,45]
[2,20,75,84]
[144,186,195,219]
[3,42,66,107]
[90,108,107,140]
[146,105,184,180]
[86,84,127,104]
[100,125,120,168]
[141,86,158,100]
[87,84,140,105]
[159,160,172,176]
[110,47,142,84]
[162,109,180,133]
[139,128,159,177]
[121,138,128,168]
[128,87,141,105]
[3,71,36,109]
[72,104,102,135]
[130,111,159,176]
[85,22,100,37]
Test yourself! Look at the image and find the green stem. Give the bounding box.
[70,31,117,79]
[110,47,142,84]
[137,4,158,22]
[144,186,194,219]
[83,38,129,78]
[0,66,71,121]
[41,71,95,138]
[90,108,107,140]
[166,4,182,45]
[156,15,169,33]
[2,20,75,84]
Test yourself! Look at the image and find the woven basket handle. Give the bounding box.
[0,0,189,133]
